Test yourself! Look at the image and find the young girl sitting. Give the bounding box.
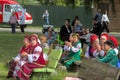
[62,33,82,70]
[99,40,118,67]
[40,35,49,48]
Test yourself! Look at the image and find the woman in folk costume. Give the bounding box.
[63,33,82,70]
[85,34,101,58]
[99,40,118,67]
[109,36,119,55]
[13,34,46,80]
[7,35,31,78]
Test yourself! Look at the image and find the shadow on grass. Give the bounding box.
[0,75,16,80]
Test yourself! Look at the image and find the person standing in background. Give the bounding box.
[9,11,17,33]
[19,9,27,33]
[42,10,49,25]
[94,9,102,37]
[101,10,110,33]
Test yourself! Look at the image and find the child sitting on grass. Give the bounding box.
[40,35,49,48]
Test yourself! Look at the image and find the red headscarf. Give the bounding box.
[20,35,31,54]
[30,34,41,54]
[109,36,118,48]
[90,34,98,44]
[24,35,30,41]
[100,33,109,40]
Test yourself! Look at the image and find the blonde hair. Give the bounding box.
[72,33,80,39]
[40,35,47,43]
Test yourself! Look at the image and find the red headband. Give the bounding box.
[90,34,98,43]
[101,33,109,40]
[24,35,30,41]
[109,36,118,47]
[30,35,38,42]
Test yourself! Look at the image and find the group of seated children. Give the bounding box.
[84,33,119,67]
[61,31,119,70]
[7,34,49,80]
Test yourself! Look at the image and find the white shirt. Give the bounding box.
[101,14,110,22]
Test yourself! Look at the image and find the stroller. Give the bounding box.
[42,25,54,34]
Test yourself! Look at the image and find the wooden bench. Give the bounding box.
[33,49,62,74]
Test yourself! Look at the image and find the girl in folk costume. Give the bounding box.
[98,33,109,58]
[109,36,119,55]
[62,33,74,58]
[100,33,109,49]
[13,34,46,80]
[85,34,100,58]
[7,35,31,78]
[99,40,118,67]
[63,33,82,70]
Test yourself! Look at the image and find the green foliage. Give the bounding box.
[84,0,92,13]
[16,0,37,5]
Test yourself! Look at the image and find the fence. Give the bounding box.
[25,5,93,28]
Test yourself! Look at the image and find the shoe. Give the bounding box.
[16,76,20,80]
[6,75,12,78]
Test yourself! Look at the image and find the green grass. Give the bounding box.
[0,32,68,80]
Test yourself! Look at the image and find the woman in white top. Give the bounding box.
[101,10,110,33]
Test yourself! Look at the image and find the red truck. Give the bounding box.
[0,0,33,25]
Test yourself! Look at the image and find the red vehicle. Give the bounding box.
[0,0,33,25]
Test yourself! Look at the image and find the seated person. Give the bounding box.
[13,34,47,80]
[45,27,57,46]
[85,34,101,58]
[98,40,118,67]
[80,28,92,48]
[7,35,31,78]
[99,33,109,58]
[60,18,72,42]
[109,36,119,55]
[73,20,82,33]
[62,33,82,71]
[62,33,73,58]
[85,34,99,58]
[40,35,49,48]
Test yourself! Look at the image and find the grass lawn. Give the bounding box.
[0,31,68,80]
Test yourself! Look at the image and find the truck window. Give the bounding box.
[11,4,23,12]
[0,4,2,11]
[5,5,11,12]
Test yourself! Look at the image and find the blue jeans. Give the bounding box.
[44,19,49,25]
[11,24,16,33]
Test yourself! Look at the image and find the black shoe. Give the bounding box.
[6,75,12,78]
[16,76,20,80]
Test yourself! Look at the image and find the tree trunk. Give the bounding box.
[77,58,120,80]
